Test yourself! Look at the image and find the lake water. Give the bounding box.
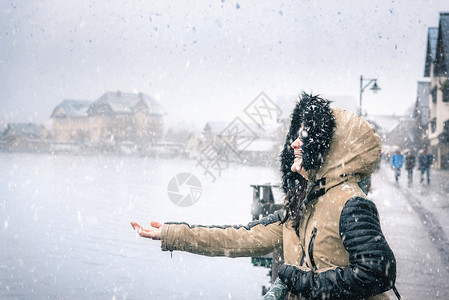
[0,153,280,299]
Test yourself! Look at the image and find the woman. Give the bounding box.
[131,93,397,299]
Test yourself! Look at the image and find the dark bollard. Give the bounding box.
[250,184,284,294]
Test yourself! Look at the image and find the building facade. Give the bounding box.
[0,123,50,152]
[51,100,91,142]
[412,80,431,150]
[51,91,165,147]
[425,13,449,169]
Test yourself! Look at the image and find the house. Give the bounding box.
[87,91,165,143]
[0,123,50,152]
[365,114,404,144]
[412,80,431,149]
[425,13,449,169]
[51,91,165,147]
[198,121,280,165]
[240,138,278,167]
[384,118,416,151]
[186,131,204,159]
[424,27,439,78]
[202,121,230,142]
[51,99,91,142]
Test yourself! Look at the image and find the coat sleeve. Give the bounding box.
[278,197,396,299]
[160,210,284,257]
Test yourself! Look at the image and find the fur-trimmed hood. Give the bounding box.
[280,93,381,194]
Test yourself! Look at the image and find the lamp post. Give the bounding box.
[359,75,381,116]
[358,75,381,195]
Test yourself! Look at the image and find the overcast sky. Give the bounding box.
[1,0,448,130]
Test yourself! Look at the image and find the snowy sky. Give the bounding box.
[1,0,449,130]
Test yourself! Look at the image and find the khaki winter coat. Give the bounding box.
[161,108,395,299]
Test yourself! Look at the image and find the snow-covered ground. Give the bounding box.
[371,163,449,299]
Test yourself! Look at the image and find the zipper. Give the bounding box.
[308,227,318,271]
[300,208,314,253]
[299,245,306,266]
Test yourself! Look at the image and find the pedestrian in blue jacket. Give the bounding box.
[390,150,404,182]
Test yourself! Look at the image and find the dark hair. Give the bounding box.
[280,174,308,236]
[278,93,335,236]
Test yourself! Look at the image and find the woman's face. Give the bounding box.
[290,126,308,180]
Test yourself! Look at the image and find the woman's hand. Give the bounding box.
[130,221,163,240]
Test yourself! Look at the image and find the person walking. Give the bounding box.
[390,150,404,183]
[131,93,398,299]
[418,148,433,184]
[405,151,416,186]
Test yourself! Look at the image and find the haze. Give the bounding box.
[1,0,448,130]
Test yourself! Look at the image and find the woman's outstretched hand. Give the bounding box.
[130,221,162,240]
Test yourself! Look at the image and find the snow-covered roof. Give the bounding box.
[434,13,449,77]
[89,91,165,115]
[3,123,42,138]
[440,13,449,73]
[50,99,91,118]
[424,27,439,77]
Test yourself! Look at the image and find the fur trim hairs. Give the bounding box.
[280,92,335,193]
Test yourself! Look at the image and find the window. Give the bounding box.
[442,80,449,102]
[430,118,437,133]
[431,86,437,103]
[444,120,449,132]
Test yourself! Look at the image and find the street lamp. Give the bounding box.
[358,75,381,195]
[359,75,381,116]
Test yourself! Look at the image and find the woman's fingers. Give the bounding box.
[151,221,162,228]
[137,229,156,238]
[130,221,147,235]
[130,221,141,230]
[130,221,162,239]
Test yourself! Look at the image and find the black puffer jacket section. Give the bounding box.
[278,197,396,299]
